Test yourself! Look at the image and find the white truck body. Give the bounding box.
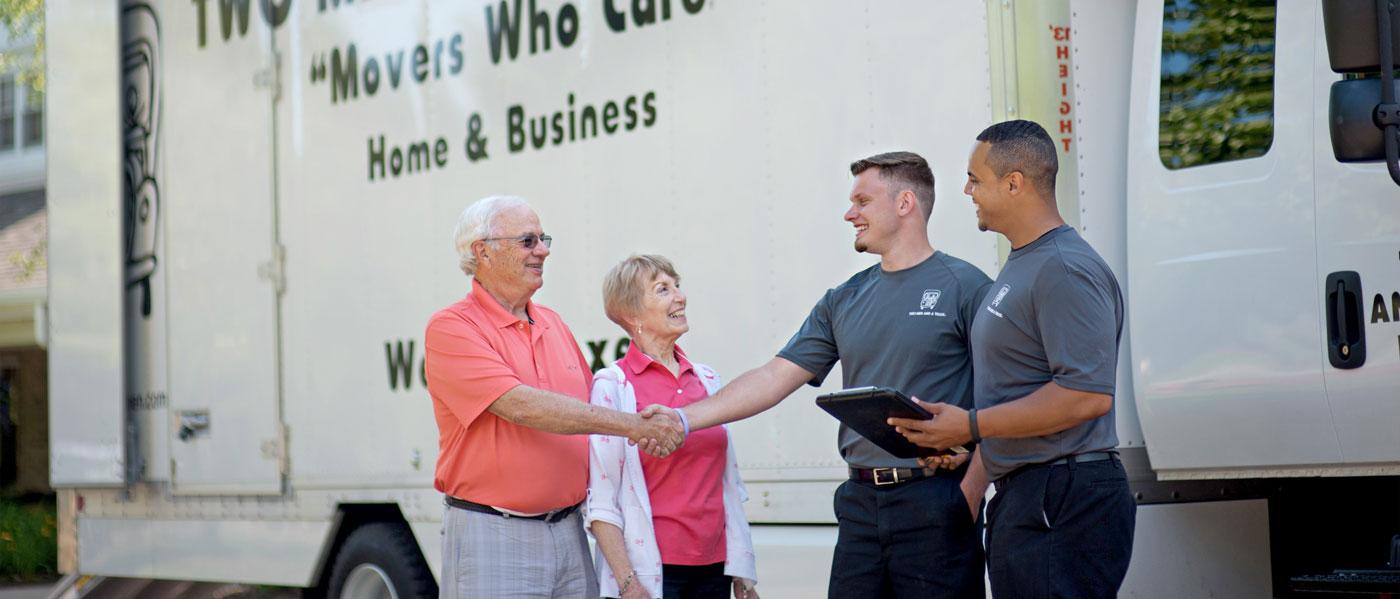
[44,0,1400,597]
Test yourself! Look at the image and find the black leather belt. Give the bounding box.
[445,496,580,523]
[849,466,941,486]
[1045,451,1116,467]
[992,451,1119,493]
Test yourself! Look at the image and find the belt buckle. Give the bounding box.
[873,468,901,486]
[544,504,574,523]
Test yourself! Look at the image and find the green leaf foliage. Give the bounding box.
[0,498,57,581]
[0,0,44,94]
[1160,0,1276,169]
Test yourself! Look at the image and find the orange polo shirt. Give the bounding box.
[425,278,592,513]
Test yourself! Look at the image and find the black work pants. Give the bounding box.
[828,474,986,598]
[986,457,1136,599]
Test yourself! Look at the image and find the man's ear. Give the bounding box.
[1005,171,1025,196]
[897,189,918,216]
[473,240,489,261]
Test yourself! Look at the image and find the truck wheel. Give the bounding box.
[327,521,438,599]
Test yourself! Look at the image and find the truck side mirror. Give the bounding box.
[1322,0,1400,185]
[1329,78,1400,162]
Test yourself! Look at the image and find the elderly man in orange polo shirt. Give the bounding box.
[426,195,685,599]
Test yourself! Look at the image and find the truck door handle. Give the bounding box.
[177,410,210,442]
[1325,271,1367,369]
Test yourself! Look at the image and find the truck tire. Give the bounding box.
[327,521,438,599]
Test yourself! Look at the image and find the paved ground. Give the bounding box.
[0,583,52,599]
[0,579,300,599]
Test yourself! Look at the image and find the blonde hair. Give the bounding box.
[602,254,681,329]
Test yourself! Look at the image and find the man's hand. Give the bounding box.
[918,452,983,521]
[918,451,970,471]
[888,398,972,450]
[632,405,683,457]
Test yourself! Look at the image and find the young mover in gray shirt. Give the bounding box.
[970,223,1122,479]
[890,121,1135,598]
[673,151,993,598]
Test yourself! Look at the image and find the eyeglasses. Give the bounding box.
[482,233,553,249]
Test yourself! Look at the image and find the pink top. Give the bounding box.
[621,343,728,566]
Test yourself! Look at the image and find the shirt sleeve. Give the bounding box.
[584,371,626,530]
[961,276,995,338]
[1037,268,1120,396]
[721,426,758,584]
[776,290,839,387]
[424,313,522,429]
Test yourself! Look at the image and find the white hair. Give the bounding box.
[453,195,529,275]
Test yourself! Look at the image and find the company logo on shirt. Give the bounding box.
[908,289,946,317]
[919,289,942,310]
[986,284,1011,318]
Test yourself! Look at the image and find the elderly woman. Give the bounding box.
[585,255,759,599]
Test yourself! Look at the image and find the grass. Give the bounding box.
[0,496,56,581]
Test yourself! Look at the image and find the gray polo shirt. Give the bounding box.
[970,225,1123,480]
[778,251,993,469]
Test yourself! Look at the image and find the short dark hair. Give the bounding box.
[849,151,935,222]
[975,120,1058,198]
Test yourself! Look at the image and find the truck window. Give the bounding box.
[1159,0,1277,170]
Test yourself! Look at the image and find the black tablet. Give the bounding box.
[815,386,969,459]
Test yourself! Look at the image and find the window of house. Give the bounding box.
[22,85,41,147]
[1159,0,1277,170]
[0,76,14,152]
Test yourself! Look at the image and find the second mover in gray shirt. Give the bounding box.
[779,252,992,469]
[971,224,1124,480]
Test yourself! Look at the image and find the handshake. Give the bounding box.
[627,404,687,457]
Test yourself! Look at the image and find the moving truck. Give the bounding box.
[43,0,1400,596]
